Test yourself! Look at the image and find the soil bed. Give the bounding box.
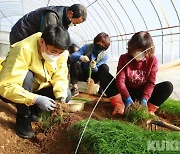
[0,93,179,154]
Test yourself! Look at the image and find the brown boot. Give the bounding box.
[147,102,158,115]
[109,94,125,115]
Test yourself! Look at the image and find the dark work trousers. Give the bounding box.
[100,72,173,107]
[70,61,88,84]
[126,81,173,106]
[0,70,71,117]
[99,71,119,97]
[70,61,110,87]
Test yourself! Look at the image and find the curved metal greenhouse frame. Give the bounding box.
[0,0,179,64]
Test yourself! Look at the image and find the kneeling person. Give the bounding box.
[0,25,71,139]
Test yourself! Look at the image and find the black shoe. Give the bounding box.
[71,88,79,97]
[31,114,42,122]
[98,87,103,95]
[98,87,106,96]
[29,105,42,122]
[16,114,35,139]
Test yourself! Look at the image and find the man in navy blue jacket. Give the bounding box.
[70,32,111,96]
[10,4,87,45]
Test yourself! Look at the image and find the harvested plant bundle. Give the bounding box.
[86,67,96,94]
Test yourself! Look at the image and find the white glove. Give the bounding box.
[35,95,56,111]
[90,60,96,69]
[80,56,90,62]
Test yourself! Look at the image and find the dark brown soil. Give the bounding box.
[0,93,179,154]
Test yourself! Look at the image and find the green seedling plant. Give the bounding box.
[68,119,180,154]
[124,101,156,123]
[40,111,64,132]
[40,111,51,132]
[53,115,63,123]
[159,98,180,115]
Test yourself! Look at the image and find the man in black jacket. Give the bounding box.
[10,4,87,45]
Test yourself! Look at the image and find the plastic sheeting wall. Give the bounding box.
[0,0,179,64]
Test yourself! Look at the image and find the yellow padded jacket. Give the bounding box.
[0,32,69,106]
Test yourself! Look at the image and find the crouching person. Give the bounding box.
[100,31,173,116]
[0,25,71,139]
[70,32,111,96]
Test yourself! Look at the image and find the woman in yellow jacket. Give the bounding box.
[0,25,71,139]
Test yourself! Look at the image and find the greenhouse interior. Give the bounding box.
[0,0,180,154]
